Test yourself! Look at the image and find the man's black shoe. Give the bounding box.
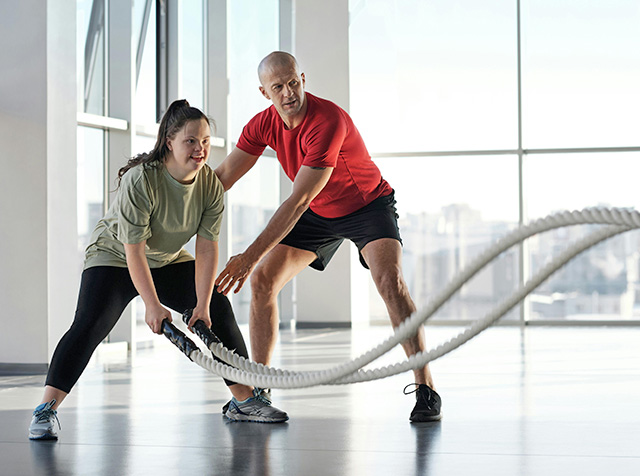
[404,383,442,422]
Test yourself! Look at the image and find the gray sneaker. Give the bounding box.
[222,388,272,414]
[28,399,60,440]
[225,388,288,423]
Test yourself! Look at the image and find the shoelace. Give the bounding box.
[403,383,436,411]
[403,383,421,396]
[35,407,61,430]
[254,391,272,406]
[402,383,433,410]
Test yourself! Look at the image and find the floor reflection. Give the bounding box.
[412,422,442,476]
[28,440,59,476]
[4,326,640,475]
[222,420,289,475]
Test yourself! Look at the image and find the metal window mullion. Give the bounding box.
[103,0,110,214]
[202,0,208,110]
[370,146,640,160]
[167,1,180,103]
[517,0,527,326]
[156,0,167,122]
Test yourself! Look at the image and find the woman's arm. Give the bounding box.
[124,242,172,334]
[189,235,219,329]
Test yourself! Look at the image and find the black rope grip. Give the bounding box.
[182,309,222,348]
[161,319,199,361]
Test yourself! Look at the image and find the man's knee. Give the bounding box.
[373,268,408,301]
[250,265,278,299]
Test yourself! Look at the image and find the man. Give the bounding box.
[215,51,441,422]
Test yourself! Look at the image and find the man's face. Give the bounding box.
[259,64,306,122]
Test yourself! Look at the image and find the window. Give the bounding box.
[525,153,640,321]
[373,155,520,322]
[228,0,280,142]
[351,0,640,323]
[521,0,640,148]
[76,126,105,265]
[227,0,280,323]
[78,0,106,115]
[179,0,205,109]
[134,0,157,125]
[349,0,518,153]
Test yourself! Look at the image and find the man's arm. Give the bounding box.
[214,147,260,191]
[215,165,333,294]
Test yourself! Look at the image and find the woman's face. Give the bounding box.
[164,118,211,183]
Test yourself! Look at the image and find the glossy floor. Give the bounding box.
[1,325,639,476]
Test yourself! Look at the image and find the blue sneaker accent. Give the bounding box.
[29,399,60,440]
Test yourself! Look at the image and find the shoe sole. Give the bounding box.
[29,432,58,440]
[410,413,443,423]
[224,411,288,424]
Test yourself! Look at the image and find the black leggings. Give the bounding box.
[46,261,249,392]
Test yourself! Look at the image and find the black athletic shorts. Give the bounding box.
[280,191,402,271]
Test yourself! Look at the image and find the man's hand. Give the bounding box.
[146,303,173,335]
[215,253,257,295]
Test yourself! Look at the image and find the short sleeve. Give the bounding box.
[197,173,225,242]
[236,112,269,157]
[117,170,153,244]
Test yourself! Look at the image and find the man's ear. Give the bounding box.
[259,86,270,100]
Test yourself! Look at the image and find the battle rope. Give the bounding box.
[162,207,640,389]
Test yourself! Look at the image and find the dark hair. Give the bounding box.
[117,99,211,185]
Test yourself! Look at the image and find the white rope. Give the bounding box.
[180,207,640,388]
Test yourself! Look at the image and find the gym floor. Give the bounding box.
[1,325,639,476]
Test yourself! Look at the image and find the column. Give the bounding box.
[0,0,78,369]
[286,0,370,328]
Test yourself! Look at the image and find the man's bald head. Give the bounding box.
[258,51,300,85]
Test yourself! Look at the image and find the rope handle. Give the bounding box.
[181,309,222,348]
[161,319,200,361]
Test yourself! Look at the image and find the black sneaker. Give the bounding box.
[404,384,442,422]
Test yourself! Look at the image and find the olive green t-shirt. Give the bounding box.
[84,163,224,269]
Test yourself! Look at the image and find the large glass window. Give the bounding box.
[134,0,157,125]
[77,0,106,114]
[349,0,518,153]
[521,0,640,149]
[373,156,520,322]
[179,0,205,109]
[228,0,280,142]
[228,158,281,322]
[525,153,640,321]
[227,0,280,323]
[351,1,640,324]
[76,127,105,267]
[77,0,107,266]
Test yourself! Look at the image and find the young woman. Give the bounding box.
[29,100,287,440]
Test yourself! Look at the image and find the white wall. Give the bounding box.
[0,1,79,366]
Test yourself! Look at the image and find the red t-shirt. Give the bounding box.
[236,93,392,218]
